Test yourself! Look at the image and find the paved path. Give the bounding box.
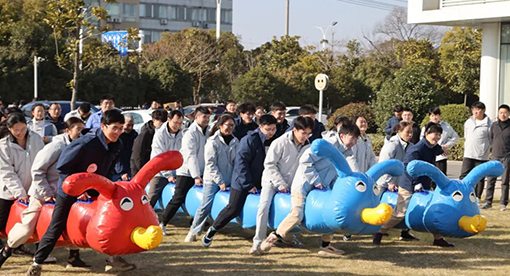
[448,160,501,201]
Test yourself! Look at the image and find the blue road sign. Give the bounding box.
[101,31,129,56]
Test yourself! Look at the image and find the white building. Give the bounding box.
[408,0,510,118]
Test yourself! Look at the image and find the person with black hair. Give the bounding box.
[286,105,325,143]
[130,109,168,176]
[185,114,239,242]
[233,103,258,140]
[148,110,184,207]
[0,117,87,268]
[47,103,65,134]
[160,106,211,233]
[254,106,265,124]
[460,101,491,203]
[85,94,115,129]
[328,115,351,132]
[251,116,314,255]
[482,104,510,211]
[201,115,277,247]
[384,105,403,140]
[420,107,459,177]
[26,109,137,276]
[226,100,237,115]
[271,101,289,139]
[28,104,58,144]
[113,114,138,181]
[374,122,454,247]
[348,115,376,173]
[0,113,45,256]
[64,102,92,123]
[261,122,360,256]
[401,107,421,144]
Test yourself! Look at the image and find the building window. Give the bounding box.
[171,6,186,20]
[152,31,161,43]
[140,4,146,17]
[500,24,510,105]
[159,5,168,19]
[221,10,232,24]
[142,30,152,44]
[207,8,216,23]
[124,4,137,22]
[190,8,200,21]
[106,3,119,16]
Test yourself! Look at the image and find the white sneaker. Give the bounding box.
[159,223,168,236]
[318,245,345,257]
[33,255,57,264]
[249,244,262,256]
[184,231,197,242]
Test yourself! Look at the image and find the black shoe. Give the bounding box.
[67,256,92,268]
[12,245,33,256]
[373,232,383,245]
[0,247,12,268]
[399,230,420,241]
[343,234,352,241]
[433,238,454,248]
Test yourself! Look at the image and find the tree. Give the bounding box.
[438,27,481,104]
[44,0,116,109]
[231,66,284,106]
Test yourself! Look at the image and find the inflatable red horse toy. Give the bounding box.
[1,151,182,256]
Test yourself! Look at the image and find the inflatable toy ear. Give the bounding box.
[132,151,183,188]
[311,139,352,178]
[407,160,450,190]
[366,160,404,182]
[62,173,115,199]
[463,161,504,188]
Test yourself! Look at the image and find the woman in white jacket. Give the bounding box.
[347,115,376,173]
[0,113,44,236]
[185,114,239,242]
[27,104,57,144]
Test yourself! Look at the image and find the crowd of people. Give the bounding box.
[0,95,508,275]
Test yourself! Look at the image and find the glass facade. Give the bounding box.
[500,24,510,104]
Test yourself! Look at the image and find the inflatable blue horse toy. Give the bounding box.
[381,160,504,237]
[157,139,405,235]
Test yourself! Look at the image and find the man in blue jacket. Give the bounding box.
[286,104,325,143]
[385,104,403,140]
[232,103,258,140]
[27,109,136,276]
[201,115,277,247]
[85,94,115,129]
[373,122,454,247]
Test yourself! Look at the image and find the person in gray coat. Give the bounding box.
[27,104,57,144]
[160,107,211,233]
[148,110,184,208]
[460,101,491,202]
[185,114,238,242]
[251,116,314,255]
[348,115,376,173]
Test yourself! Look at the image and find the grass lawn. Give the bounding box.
[3,207,510,276]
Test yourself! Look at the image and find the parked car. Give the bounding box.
[183,103,226,122]
[21,101,99,121]
[285,106,328,124]
[122,109,191,133]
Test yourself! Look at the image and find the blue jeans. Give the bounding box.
[189,183,220,235]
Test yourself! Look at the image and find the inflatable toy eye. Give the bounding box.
[372,184,380,195]
[141,195,149,205]
[120,197,134,211]
[355,181,367,193]
[469,192,476,203]
[452,191,463,202]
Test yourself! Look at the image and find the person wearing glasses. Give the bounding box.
[85,94,115,129]
[46,103,65,134]
[184,114,239,242]
[27,109,137,275]
[113,114,138,181]
[232,103,258,140]
[251,116,314,255]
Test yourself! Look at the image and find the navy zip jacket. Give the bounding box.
[286,118,324,143]
[56,128,122,198]
[232,117,258,140]
[385,116,401,138]
[115,130,138,177]
[231,129,270,191]
[398,137,443,191]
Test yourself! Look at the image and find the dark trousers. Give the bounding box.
[0,199,14,232]
[486,156,510,207]
[212,188,249,230]
[431,159,448,190]
[34,195,76,264]
[459,158,487,199]
[162,176,194,225]
[149,176,169,207]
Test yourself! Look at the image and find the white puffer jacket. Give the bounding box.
[176,121,209,178]
[203,131,239,186]
[151,122,183,178]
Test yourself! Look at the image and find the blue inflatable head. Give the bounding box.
[307,139,404,234]
[407,160,504,237]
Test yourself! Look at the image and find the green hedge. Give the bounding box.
[327,102,377,133]
[420,104,470,137]
[369,134,465,161]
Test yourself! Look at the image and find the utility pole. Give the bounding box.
[285,0,290,36]
[316,21,337,50]
[216,0,221,40]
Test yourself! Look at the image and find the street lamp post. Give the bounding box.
[34,56,45,100]
[216,0,221,40]
[316,21,337,50]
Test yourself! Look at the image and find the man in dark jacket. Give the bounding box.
[232,103,258,140]
[286,104,325,143]
[271,101,289,139]
[385,104,403,140]
[483,104,510,211]
[374,122,454,248]
[201,115,277,247]
[401,107,421,144]
[114,113,138,181]
[130,109,167,176]
[27,109,136,276]
[47,103,65,134]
